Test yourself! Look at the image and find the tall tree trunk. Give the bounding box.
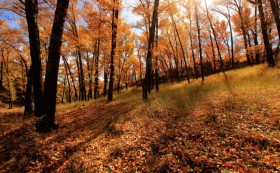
[155,15,159,92]
[63,56,78,101]
[186,12,198,79]
[36,0,69,133]
[253,6,260,64]
[108,0,119,102]
[169,6,190,83]
[143,0,160,101]
[195,4,204,81]
[25,0,43,116]
[167,33,180,82]
[239,8,252,66]
[94,40,100,99]
[204,0,224,72]
[268,0,280,39]
[227,9,235,68]
[63,57,71,103]
[61,76,66,103]
[86,51,93,100]
[257,0,275,66]
[103,69,108,96]
[209,32,217,72]
[77,49,86,100]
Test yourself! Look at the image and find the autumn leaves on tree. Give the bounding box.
[0,0,279,132]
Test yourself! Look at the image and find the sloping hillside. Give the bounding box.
[0,64,280,172]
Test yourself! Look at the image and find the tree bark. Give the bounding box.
[62,56,78,101]
[195,4,204,81]
[204,0,224,72]
[25,0,43,116]
[108,0,119,102]
[169,5,190,83]
[36,0,69,133]
[268,0,280,39]
[257,0,275,66]
[63,57,71,103]
[103,69,108,96]
[94,40,100,99]
[24,65,33,115]
[143,0,160,101]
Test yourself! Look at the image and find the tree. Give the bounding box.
[229,0,252,66]
[36,0,70,133]
[143,0,160,101]
[268,0,280,39]
[213,0,235,68]
[195,2,205,81]
[24,0,43,116]
[247,0,275,66]
[108,0,119,102]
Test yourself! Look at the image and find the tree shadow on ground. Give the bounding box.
[0,100,137,172]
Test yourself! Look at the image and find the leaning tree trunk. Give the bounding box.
[209,31,217,72]
[204,0,224,72]
[36,0,69,133]
[108,0,119,102]
[25,0,43,116]
[169,5,190,83]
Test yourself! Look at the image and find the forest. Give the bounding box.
[0,0,280,172]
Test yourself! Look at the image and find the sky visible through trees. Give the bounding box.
[0,0,280,171]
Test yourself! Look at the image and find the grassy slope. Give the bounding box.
[61,64,280,172]
[1,64,280,172]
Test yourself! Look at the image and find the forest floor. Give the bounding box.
[1,64,280,172]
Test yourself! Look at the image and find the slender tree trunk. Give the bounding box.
[86,51,93,100]
[228,11,235,68]
[25,0,43,116]
[195,4,204,81]
[103,69,108,96]
[143,0,160,101]
[94,40,100,99]
[239,8,252,66]
[186,15,198,79]
[167,33,180,82]
[61,77,66,103]
[209,31,216,72]
[204,0,224,72]
[155,15,159,92]
[63,56,78,101]
[77,49,86,100]
[108,0,119,102]
[254,6,260,64]
[63,58,71,103]
[169,7,190,83]
[36,0,69,133]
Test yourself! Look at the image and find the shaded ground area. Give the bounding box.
[1,66,280,172]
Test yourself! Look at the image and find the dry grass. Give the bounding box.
[1,64,280,172]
